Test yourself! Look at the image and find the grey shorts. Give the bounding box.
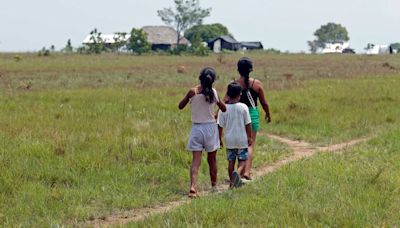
[187,123,219,152]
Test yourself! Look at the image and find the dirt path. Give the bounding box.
[83,134,372,227]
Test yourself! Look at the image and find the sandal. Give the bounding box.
[188,189,199,198]
[232,171,243,188]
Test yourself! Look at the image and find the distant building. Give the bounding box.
[365,43,390,55]
[208,36,263,53]
[321,42,350,54]
[82,26,190,51]
[240,42,264,50]
[141,26,190,51]
[208,35,241,53]
[82,33,130,48]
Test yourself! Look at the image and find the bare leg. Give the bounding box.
[228,160,235,185]
[207,151,218,187]
[190,151,202,193]
[242,131,257,178]
[237,160,246,177]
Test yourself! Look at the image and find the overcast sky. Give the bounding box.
[1,0,399,52]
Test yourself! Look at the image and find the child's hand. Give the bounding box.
[248,138,253,147]
[220,140,224,148]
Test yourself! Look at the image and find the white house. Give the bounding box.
[82,34,130,44]
[365,43,390,55]
[321,42,350,54]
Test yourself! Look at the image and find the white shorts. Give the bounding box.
[187,123,219,152]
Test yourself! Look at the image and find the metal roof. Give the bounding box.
[82,34,130,44]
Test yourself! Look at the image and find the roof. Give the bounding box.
[240,41,263,49]
[209,35,238,44]
[141,26,189,45]
[82,34,130,44]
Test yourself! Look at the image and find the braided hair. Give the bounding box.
[199,67,216,103]
[237,57,253,89]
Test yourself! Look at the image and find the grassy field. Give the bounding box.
[0,53,399,226]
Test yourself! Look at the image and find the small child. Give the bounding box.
[178,67,226,198]
[217,82,252,188]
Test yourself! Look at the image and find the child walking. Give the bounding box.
[217,82,252,188]
[178,67,226,198]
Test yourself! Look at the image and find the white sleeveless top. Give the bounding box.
[190,88,219,123]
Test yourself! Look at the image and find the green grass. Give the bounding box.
[0,53,399,226]
[0,86,289,226]
[133,128,400,227]
[267,76,400,144]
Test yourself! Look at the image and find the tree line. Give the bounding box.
[40,0,399,55]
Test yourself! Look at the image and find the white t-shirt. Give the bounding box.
[217,102,251,149]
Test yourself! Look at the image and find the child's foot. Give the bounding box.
[243,175,253,181]
[241,178,252,184]
[232,171,243,188]
[188,189,198,198]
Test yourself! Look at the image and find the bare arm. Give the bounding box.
[217,99,226,112]
[218,125,223,148]
[214,93,227,119]
[245,123,253,146]
[178,89,195,110]
[257,81,271,123]
[216,94,227,112]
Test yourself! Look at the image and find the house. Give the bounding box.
[82,33,130,48]
[365,43,390,55]
[208,35,241,53]
[141,26,190,51]
[321,42,350,54]
[240,42,263,50]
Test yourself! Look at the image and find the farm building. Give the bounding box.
[240,41,264,50]
[141,26,190,51]
[365,43,392,55]
[82,33,130,48]
[321,42,350,54]
[208,35,241,53]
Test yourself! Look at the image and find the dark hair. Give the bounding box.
[226,82,242,99]
[199,67,216,103]
[237,57,253,88]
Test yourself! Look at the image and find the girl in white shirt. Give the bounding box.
[178,67,226,198]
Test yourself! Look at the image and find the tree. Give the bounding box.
[390,43,400,53]
[87,28,107,54]
[126,28,151,55]
[184,23,229,43]
[111,32,128,52]
[157,0,211,45]
[63,39,73,53]
[307,40,318,54]
[308,22,349,52]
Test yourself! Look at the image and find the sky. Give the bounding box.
[0,0,399,53]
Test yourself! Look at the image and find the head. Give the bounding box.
[226,82,242,100]
[199,67,217,103]
[237,57,253,88]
